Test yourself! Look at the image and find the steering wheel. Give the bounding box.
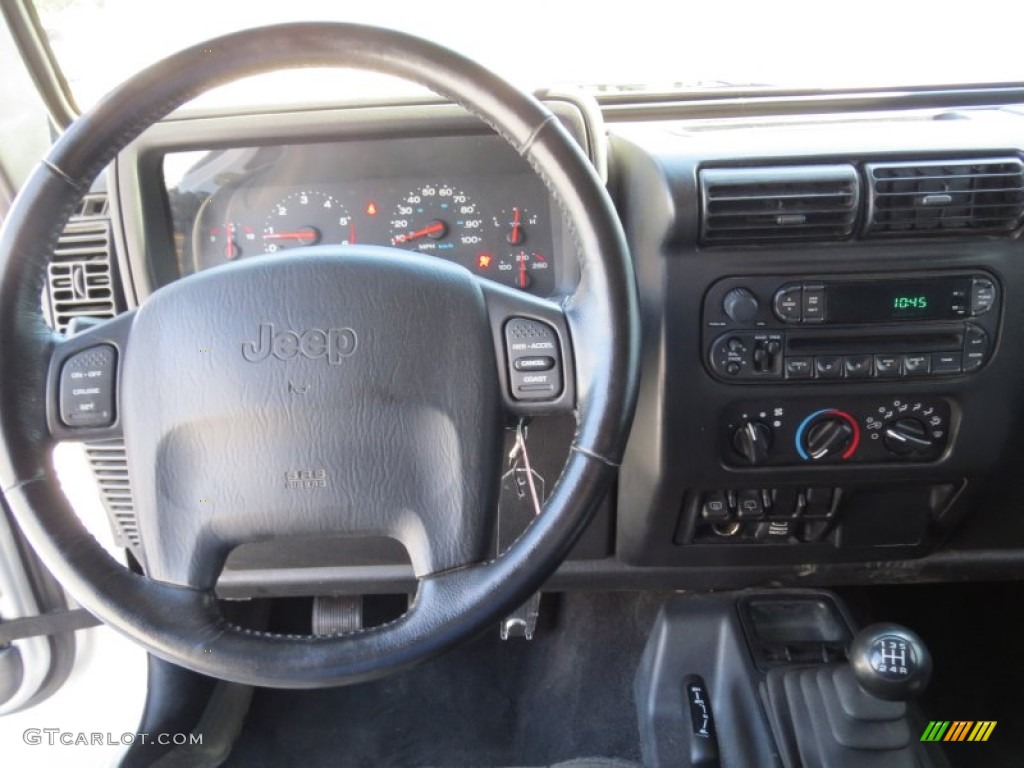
[0,23,638,688]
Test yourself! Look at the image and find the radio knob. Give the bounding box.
[883,418,934,456]
[797,410,860,461]
[723,288,760,323]
[732,421,773,466]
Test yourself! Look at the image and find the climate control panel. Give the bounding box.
[721,396,952,466]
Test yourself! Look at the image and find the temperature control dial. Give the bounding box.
[796,409,861,462]
[721,397,950,467]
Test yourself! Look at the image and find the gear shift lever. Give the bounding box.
[849,622,932,701]
[765,620,936,768]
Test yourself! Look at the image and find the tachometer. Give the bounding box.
[388,184,484,260]
[262,190,354,253]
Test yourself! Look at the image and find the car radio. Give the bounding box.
[702,271,1000,383]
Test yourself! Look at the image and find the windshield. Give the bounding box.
[33,0,1024,111]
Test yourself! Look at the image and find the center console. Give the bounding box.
[612,129,1024,575]
[635,591,942,768]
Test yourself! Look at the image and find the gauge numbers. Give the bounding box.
[262,190,353,253]
[389,185,483,258]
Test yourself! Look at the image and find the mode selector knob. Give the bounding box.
[723,288,760,323]
[732,421,773,466]
[883,418,934,456]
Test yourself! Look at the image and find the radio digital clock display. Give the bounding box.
[827,277,971,323]
[892,296,929,310]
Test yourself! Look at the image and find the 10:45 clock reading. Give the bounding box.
[893,296,928,310]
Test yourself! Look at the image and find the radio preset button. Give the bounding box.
[932,352,962,374]
[844,354,873,378]
[874,354,903,377]
[785,357,814,379]
[773,284,803,323]
[903,354,931,375]
[971,278,997,315]
[815,356,844,379]
[802,284,826,323]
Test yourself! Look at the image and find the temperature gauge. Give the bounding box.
[474,249,552,293]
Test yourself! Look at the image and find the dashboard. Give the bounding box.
[93,92,1024,595]
[162,137,561,295]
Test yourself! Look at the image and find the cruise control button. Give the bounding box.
[844,354,873,378]
[874,354,903,377]
[785,357,813,379]
[505,318,563,401]
[932,352,962,374]
[59,345,117,428]
[513,356,555,372]
[903,354,931,375]
[815,355,844,379]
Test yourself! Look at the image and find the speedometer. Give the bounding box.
[262,190,353,253]
[388,184,484,260]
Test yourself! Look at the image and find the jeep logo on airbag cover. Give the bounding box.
[241,323,358,364]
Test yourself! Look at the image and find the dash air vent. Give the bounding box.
[700,165,859,245]
[45,193,117,333]
[866,157,1024,236]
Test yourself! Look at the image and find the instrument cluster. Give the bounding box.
[163,137,561,296]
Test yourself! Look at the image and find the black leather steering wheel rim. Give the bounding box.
[0,23,639,687]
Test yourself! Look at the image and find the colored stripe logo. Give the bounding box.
[921,721,996,742]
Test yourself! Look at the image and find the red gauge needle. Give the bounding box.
[508,207,523,245]
[262,227,319,241]
[224,223,238,260]
[392,221,446,244]
[517,254,529,288]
